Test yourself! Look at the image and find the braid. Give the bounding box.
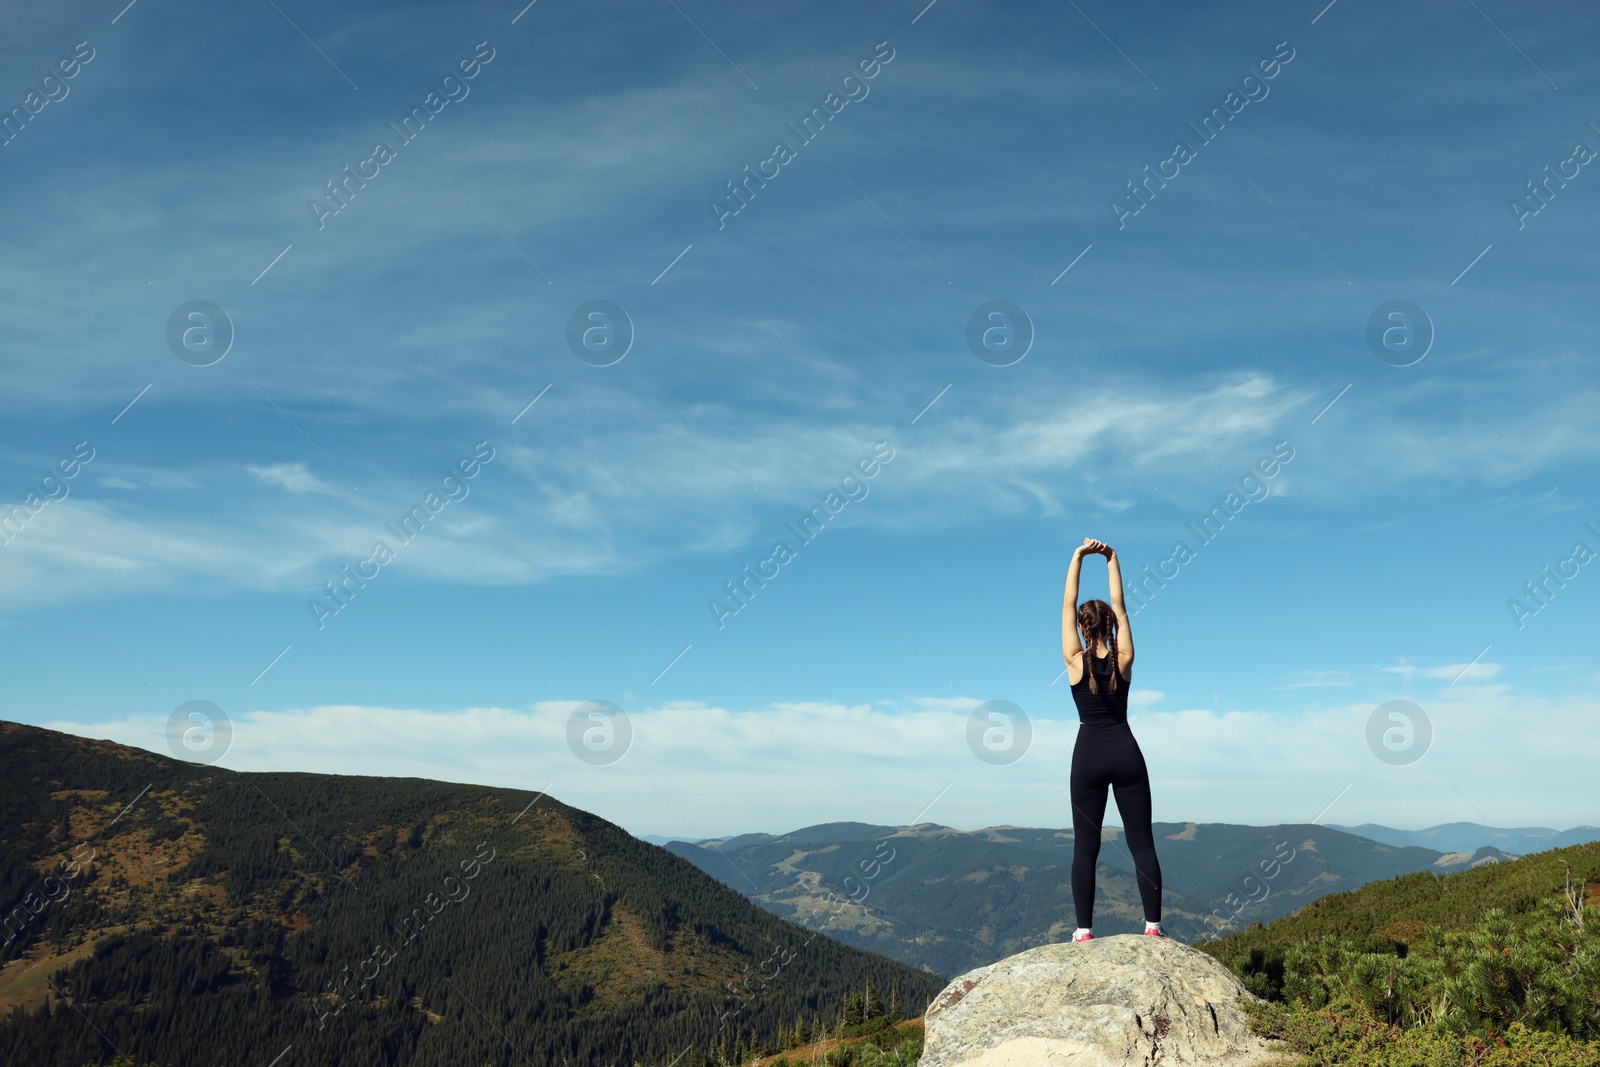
[1077,601,1101,694]
[1106,627,1120,693]
[1076,600,1120,694]
[1076,603,1094,694]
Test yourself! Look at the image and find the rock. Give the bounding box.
[919,934,1293,1067]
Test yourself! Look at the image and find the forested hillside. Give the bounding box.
[0,722,943,1067]
[1199,842,1600,1065]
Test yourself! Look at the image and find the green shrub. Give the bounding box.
[1245,996,1600,1066]
[1236,875,1600,1065]
[1251,901,1600,1040]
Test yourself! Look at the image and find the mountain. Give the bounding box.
[1329,821,1600,856]
[666,820,1513,977]
[0,722,943,1067]
[638,833,703,847]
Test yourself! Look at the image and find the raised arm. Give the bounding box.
[1062,541,1087,667]
[1105,546,1135,675]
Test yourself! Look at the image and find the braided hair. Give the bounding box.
[1076,599,1120,694]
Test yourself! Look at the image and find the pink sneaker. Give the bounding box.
[1072,928,1093,943]
[1143,923,1165,938]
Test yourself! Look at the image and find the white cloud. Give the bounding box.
[248,462,334,494]
[6,356,1593,633]
[1384,660,1503,683]
[49,671,1600,840]
[0,375,1321,607]
[2,367,1595,615]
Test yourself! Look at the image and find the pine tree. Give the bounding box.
[888,981,901,1021]
[841,989,863,1027]
[863,977,884,1019]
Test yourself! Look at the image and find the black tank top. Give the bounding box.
[1070,651,1130,726]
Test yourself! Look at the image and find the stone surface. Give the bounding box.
[919,935,1294,1067]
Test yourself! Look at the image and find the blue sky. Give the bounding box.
[2,0,1597,839]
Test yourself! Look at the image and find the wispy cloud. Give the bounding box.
[1383,660,1503,683]
[248,462,334,494]
[49,673,1600,838]
[4,366,1595,615]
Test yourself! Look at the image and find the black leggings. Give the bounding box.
[1069,724,1162,928]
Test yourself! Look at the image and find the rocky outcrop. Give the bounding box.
[919,934,1293,1067]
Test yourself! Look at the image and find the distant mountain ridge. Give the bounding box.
[665,820,1514,977]
[638,833,702,846]
[1327,821,1600,856]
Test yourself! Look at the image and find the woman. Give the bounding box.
[1063,537,1163,941]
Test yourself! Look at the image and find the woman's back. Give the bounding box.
[1070,651,1130,727]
